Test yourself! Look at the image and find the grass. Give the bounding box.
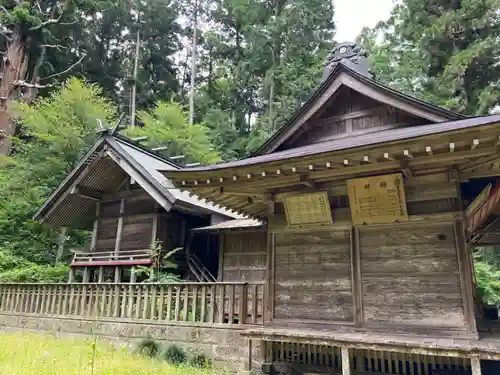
[0,332,226,375]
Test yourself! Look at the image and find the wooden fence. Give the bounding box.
[0,282,265,325]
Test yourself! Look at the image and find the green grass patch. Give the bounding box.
[0,332,226,375]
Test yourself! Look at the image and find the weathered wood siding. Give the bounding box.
[273,230,353,322]
[121,215,154,250]
[283,88,422,149]
[222,232,267,282]
[95,218,119,251]
[359,224,466,331]
[94,197,156,252]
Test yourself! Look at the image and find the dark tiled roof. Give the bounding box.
[165,114,500,173]
[253,62,465,155]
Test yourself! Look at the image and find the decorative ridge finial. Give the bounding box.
[323,42,372,79]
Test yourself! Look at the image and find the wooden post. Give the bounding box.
[471,358,482,375]
[454,220,478,335]
[217,234,225,281]
[114,198,126,258]
[240,338,252,375]
[90,202,100,252]
[341,346,351,375]
[150,203,159,247]
[351,227,363,327]
[82,267,90,283]
[130,266,137,283]
[68,268,74,283]
[98,266,104,283]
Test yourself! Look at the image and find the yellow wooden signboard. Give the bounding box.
[284,191,333,226]
[347,173,408,225]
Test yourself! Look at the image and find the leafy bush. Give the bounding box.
[0,263,68,282]
[189,353,211,368]
[163,344,187,364]
[134,339,160,358]
[475,251,500,306]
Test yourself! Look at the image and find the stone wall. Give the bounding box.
[0,312,261,372]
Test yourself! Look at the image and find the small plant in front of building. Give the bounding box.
[133,242,182,283]
[189,353,211,368]
[162,344,187,364]
[134,338,160,358]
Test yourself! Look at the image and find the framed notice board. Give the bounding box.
[284,192,333,226]
[347,173,408,225]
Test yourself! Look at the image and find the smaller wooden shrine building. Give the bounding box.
[34,133,241,283]
[160,43,500,374]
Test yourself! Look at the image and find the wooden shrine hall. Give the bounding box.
[159,43,500,375]
[33,132,242,283]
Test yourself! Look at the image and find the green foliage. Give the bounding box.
[122,101,221,164]
[359,0,500,115]
[0,78,116,264]
[189,353,211,369]
[0,332,220,374]
[475,250,500,306]
[163,344,187,365]
[133,243,182,283]
[0,263,68,283]
[134,339,161,358]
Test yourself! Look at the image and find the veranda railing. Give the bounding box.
[0,282,265,326]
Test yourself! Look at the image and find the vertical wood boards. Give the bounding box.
[359,224,467,331]
[222,232,267,282]
[273,230,353,322]
[284,88,422,149]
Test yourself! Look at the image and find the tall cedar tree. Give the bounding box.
[192,0,335,160]
[359,0,500,115]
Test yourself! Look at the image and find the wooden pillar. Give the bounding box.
[114,199,126,257]
[150,205,159,248]
[350,227,363,327]
[82,267,90,283]
[114,267,121,283]
[471,358,482,375]
[454,219,478,335]
[68,268,74,283]
[98,266,104,283]
[341,346,351,375]
[90,202,101,252]
[130,267,137,283]
[217,234,225,281]
[265,232,275,323]
[239,338,252,375]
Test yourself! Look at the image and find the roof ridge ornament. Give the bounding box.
[323,42,372,79]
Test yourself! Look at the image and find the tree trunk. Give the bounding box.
[0,27,28,156]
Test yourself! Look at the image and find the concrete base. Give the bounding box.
[0,312,262,372]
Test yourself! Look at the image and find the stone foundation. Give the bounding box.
[0,312,261,372]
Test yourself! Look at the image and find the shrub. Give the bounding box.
[134,339,160,358]
[189,353,211,368]
[163,344,187,364]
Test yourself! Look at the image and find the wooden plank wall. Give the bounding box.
[222,232,267,282]
[359,224,467,332]
[285,88,422,148]
[94,197,156,252]
[262,173,474,334]
[273,230,353,322]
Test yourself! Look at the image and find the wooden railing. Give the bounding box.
[71,249,151,265]
[0,282,265,325]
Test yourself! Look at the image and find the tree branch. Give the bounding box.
[40,54,86,80]
[40,44,69,51]
[12,80,49,89]
[29,13,64,31]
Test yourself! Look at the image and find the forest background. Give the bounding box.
[1,0,500,303]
